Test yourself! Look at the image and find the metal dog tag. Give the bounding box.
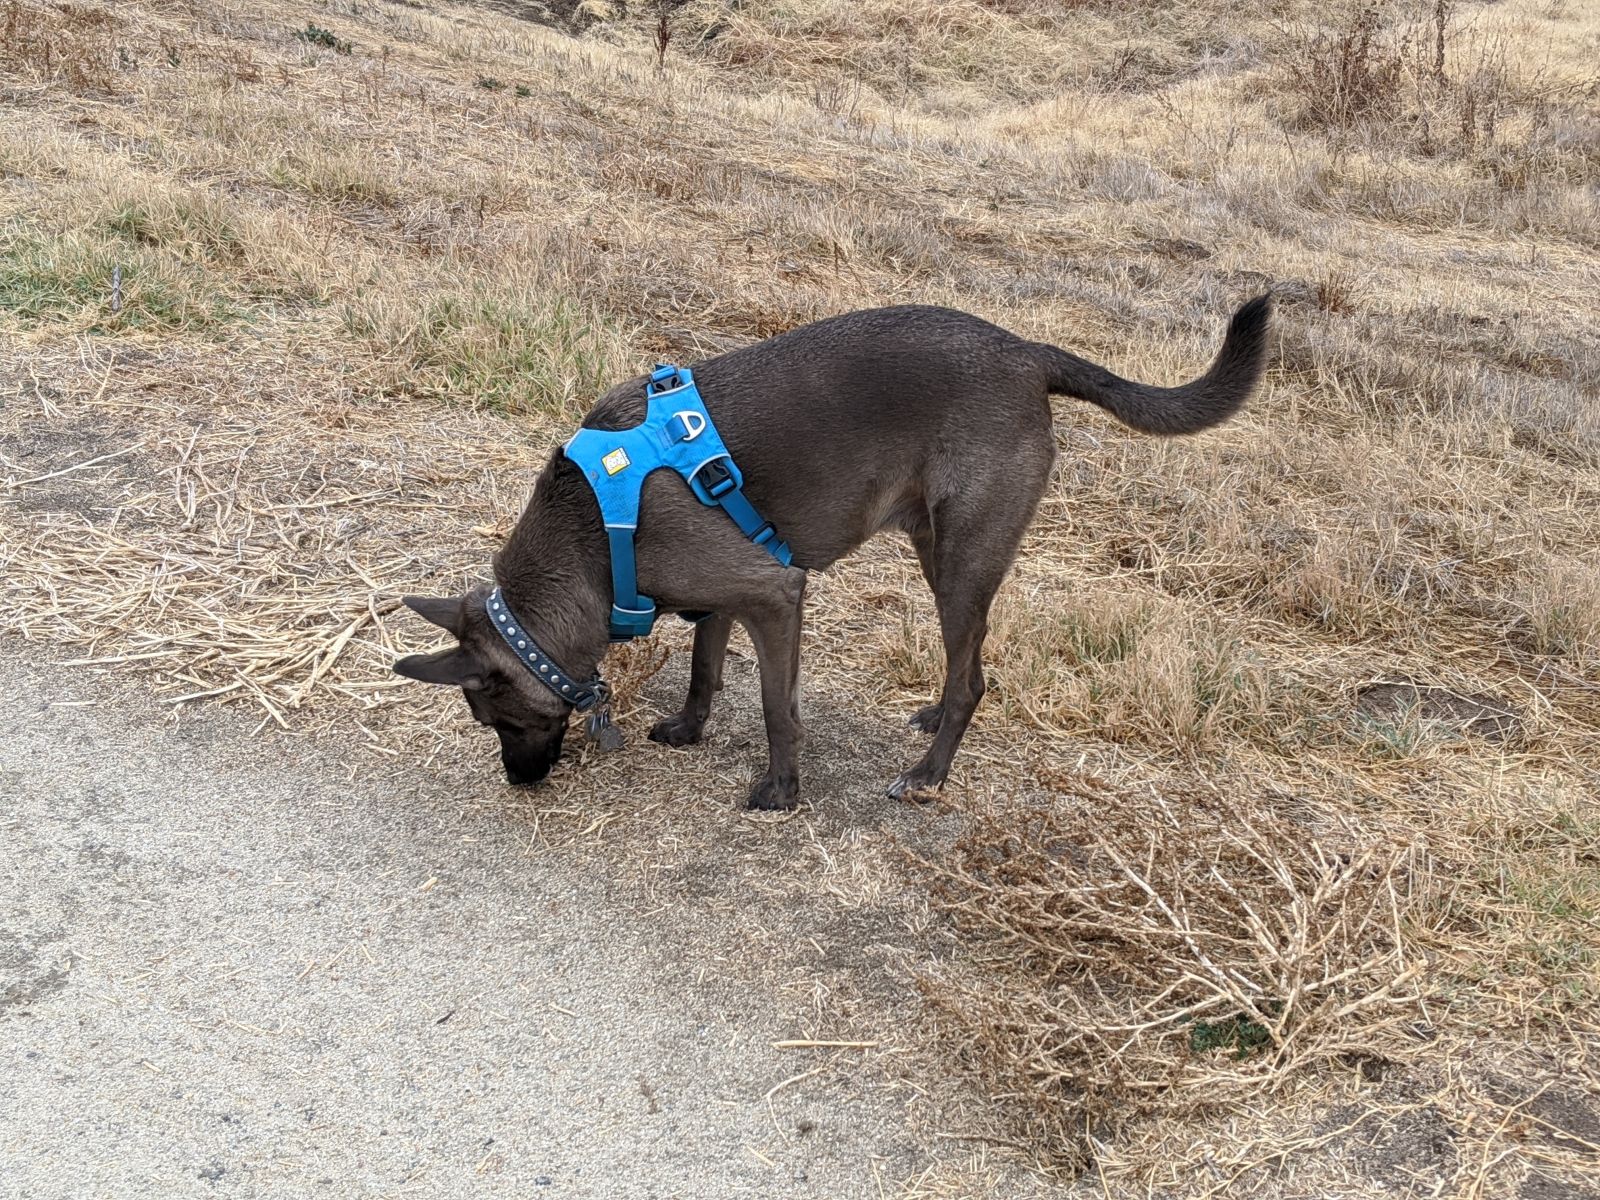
[585,706,625,752]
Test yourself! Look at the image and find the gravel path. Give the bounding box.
[0,651,968,1199]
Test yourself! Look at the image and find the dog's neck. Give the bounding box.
[492,455,611,683]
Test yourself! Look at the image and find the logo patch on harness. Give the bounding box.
[602,447,631,476]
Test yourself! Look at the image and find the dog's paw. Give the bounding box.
[648,712,704,747]
[886,769,944,804]
[746,775,799,811]
[908,703,943,734]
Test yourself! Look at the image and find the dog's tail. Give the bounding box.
[1030,294,1272,436]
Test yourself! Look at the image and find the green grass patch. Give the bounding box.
[1190,1009,1278,1060]
[0,219,242,332]
[98,200,248,263]
[266,153,398,207]
[296,24,353,54]
[1055,604,1144,667]
[983,589,1281,750]
[1349,712,1430,761]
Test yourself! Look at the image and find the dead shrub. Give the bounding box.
[1315,269,1358,314]
[916,781,1435,1165]
[597,637,672,717]
[1284,1,1411,132]
[1279,0,1589,183]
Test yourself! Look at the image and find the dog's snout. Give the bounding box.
[497,725,565,787]
[500,747,555,787]
[502,749,555,787]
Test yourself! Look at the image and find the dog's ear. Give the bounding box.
[403,595,467,637]
[393,646,484,689]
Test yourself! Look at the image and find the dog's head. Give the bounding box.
[392,591,571,786]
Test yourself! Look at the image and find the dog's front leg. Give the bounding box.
[740,570,807,811]
[648,613,733,747]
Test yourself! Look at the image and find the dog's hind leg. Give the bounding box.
[888,456,1051,801]
[905,515,945,735]
[740,570,808,811]
[649,613,733,747]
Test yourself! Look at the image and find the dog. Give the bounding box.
[394,297,1272,808]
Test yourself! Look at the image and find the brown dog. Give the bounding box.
[395,297,1272,808]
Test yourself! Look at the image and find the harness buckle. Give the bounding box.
[693,457,738,500]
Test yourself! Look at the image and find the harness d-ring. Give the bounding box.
[674,410,706,441]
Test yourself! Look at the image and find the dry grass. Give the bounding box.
[1278,0,1600,191]
[1516,554,1600,671]
[1,0,122,94]
[3,0,1598,1193]
[976,585,1280,751]
[342,284,634,418]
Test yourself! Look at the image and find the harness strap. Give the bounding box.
[651,364,792,571]
[689,457,791,563]
[605,526,657,640]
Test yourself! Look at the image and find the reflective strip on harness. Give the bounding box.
[564,364,792,642]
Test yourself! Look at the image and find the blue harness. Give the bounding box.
[564,364,792,641]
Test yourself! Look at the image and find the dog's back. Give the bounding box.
[585,299,1270,570]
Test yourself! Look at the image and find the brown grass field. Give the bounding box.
[3,0,1598,1194]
